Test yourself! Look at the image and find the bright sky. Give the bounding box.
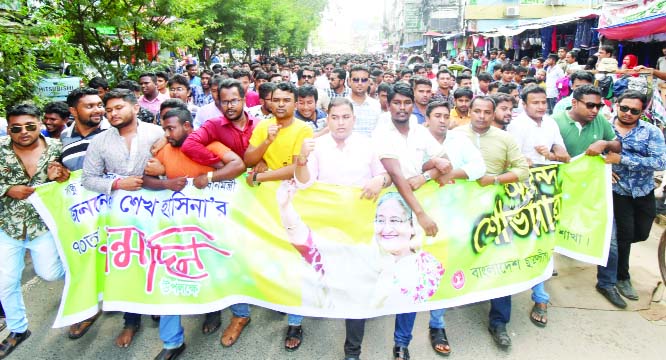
[314,0,385,53]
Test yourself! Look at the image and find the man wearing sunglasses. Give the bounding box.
[298,66,329,112]
[0,104,70,359]
[347,65,381,137]
[553,85,623,307]
[604,90,666,304]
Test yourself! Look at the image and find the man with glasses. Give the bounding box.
[347,65,381,137]
[0,104,70,359]
[168,74,199,124]
[298,66,329,112]
[604,91,666,303]
[327,68,350,99]
[553,85,623,307]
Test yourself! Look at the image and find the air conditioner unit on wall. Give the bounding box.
[505,6,520,17]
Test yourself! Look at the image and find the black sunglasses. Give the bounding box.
[581,101,604,110]
[619,105,641,115]
[10,124,38,133]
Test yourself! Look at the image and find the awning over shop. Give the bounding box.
[423,31,444,37]
[401,39,426,48]
[595,13,666,40]
[479,9,600,38]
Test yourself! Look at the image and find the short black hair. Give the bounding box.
[103,88,137,105]
[272,81,298,100]
[139,72,157,84]
[600,45,614,56]
[327,97,354,113]
[520,84,546,102]
[572,84,602,101]
[43,101,70,119]
[426,100,450,117]
[515,66,528,75]
[232,69,251,80]
[498,83,518,95]
[569,70,594,84]
[258,82,276,100]
[185,63,198,71]
[477,72,493,82]
[88,77,109,90]
[470,96,496,111]
[453,87,473,100]
[168,74,190,90]
[387,82,414,102]
[400,68,413,77]
[456,74,472,85]
[437,69,452,78]
[160,98,188,113]
[296,85,318,102]
[331,68,346,81]
[350,65,370,76]
[6,103,41,122]
[377,82,391,94]
[412,76,432,88]
[115,79,141,92]
[617,90,648,110]
[490,93,516,108]
[162,108,193,125]
[219,79,245,99]
[156,71,169,81]
[501,64,514,73]
[67,87,101,108]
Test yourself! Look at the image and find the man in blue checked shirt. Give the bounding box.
[604,90,666,303]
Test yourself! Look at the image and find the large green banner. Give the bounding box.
[29,156,611,328]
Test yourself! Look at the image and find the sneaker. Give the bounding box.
[616,279,639,300]
[488,323,511,349]
[596,285,627,309]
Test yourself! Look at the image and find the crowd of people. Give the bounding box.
[1,46,666,360]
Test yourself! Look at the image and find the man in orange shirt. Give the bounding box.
[142,107,244,360]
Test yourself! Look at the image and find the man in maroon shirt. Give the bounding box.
[182,79,257,164]
[180,78,257,348]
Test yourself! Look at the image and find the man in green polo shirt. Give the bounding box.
[553,84,624,308]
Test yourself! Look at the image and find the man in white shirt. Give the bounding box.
[544,55,565,114]
[347,65,381,137]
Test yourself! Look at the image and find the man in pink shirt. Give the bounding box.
[138,72,169,116]
[293,97,389,358]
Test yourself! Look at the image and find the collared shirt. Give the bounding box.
[82,121,164,194]
[61,123,109,171]
[453,125,529,180]
[295,109,328,130]
[138,92,169,115]
[432,90,454,106]
[193,102,223,129]
[450,108,471,128]
[326,87,351,99]
[552,95,573,115]
[181,111,257,164]
[552,111,616,157]
[295,132,385,188]
[193,89,214,107]
[438,131,486,181]
[507,112,565,164]
[612,120,666,198]
[412,106,426,125]
[372,119,442,179]
[545,65,565,98]
[347,95,381,137]
[0,136,62,240]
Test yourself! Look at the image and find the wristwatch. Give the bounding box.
[207,171,213,183]
[494,176,500,185]
[252,172,261,186]
[422,172,432,182]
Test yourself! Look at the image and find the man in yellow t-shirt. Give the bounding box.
[244,81,313,186]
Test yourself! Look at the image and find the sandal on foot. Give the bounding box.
[202,312,222,335]
[0,330,31,359]
[429,328,451,356]
[115,324,140,348]
[284,325,303,352]
[393,345,410,360]
[530,303,547,328]
[220,316,250,347]
[68,312,101,339]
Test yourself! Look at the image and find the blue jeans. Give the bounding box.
[287,314,303,326]
[231,303,250,318]
[531,282,550,304]
[489,296,511,328]
[597,220,618,289]
[429,309,446,329]
[0,230,64,333]
[394,313,416,347]
[159,315,184,349]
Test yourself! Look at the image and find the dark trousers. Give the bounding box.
[489,295,511,328]
[124,312,141,327]
[344,319,365,357]
[614,192,656,281]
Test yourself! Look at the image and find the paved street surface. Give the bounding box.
[3,226,666,360]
